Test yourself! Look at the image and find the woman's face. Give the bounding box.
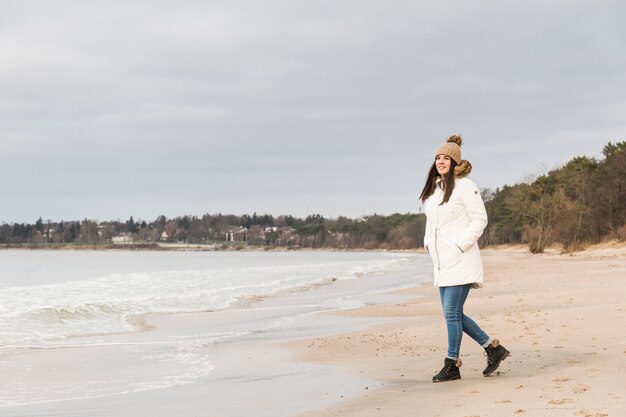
[435,154,451,176]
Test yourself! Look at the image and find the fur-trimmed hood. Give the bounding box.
[454,159,472,179]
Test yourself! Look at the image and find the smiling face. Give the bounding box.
[435,154,451,176]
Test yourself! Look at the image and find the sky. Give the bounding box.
[1,0,624,223]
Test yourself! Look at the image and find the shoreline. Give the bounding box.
[0,242,424,252]
[0,251,427,416]
[285,244,626,417]
[3,240,624,255]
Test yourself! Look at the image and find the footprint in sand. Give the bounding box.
[575,410,608,417]
[548,398,573,405]
[573,385,590,394]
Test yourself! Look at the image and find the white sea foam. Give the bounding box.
[0,251,417,346]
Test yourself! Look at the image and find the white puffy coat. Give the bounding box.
[423,177,488,288]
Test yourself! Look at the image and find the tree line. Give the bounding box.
[0,212,426,250]
[1,141,624,252]
[480,141,626,252]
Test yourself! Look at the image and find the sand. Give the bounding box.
[286,246,626,417]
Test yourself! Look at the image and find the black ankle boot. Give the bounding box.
[483,339,510,376]
[432,357,462,382]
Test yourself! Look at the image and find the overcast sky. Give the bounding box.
[1,1,624,223]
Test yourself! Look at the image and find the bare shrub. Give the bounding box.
[617,224,626,242]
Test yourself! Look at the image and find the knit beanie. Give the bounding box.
[435,135,462,164]
[435,134,473,179]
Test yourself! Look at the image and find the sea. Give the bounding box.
[0,249,432,416]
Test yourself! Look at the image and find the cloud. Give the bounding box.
[1,0,624,222]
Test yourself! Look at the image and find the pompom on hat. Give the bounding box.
[435,134,473,178]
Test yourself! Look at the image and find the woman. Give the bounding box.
[420,134,510,382]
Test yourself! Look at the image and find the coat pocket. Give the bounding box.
[437,238,463,262]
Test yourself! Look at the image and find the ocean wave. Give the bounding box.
[0,252,418,345]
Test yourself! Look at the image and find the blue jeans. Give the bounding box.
[439,284,490,359]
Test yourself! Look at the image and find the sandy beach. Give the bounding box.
[287,245,626,417]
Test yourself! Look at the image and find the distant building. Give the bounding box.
[225,227,248,242]
[112,232,134,244]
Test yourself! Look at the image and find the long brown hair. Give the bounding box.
[419,159,457,204]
